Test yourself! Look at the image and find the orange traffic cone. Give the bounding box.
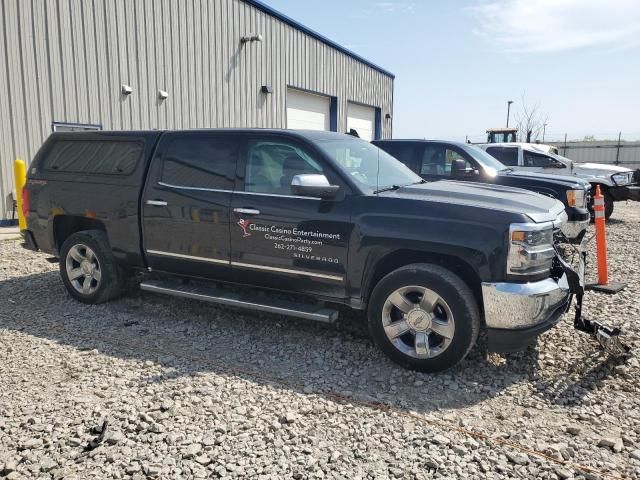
[587,185,625,293]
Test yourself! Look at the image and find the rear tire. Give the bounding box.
[368,263,480,373]
[59,230,123,304]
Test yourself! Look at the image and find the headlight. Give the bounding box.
[507,223,555,276]
[612,172,632,186]
[566,189,586,208]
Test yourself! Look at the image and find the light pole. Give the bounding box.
[506,100,514,128]
[542,123,547,142]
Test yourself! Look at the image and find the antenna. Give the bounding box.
[376,148,380,194]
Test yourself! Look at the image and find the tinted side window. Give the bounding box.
[161,135,236,189]
[486,147,518,166]
[376,143,418,169]
[523,150,557,168]
[44,140,142,175]
[244,139,323,194]
[420,145,446,175]
[445,148,472,170]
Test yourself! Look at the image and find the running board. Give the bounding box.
[139,280,339,324]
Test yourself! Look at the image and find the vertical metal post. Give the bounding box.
[564,133,567,156]
[506,100,514,128]
[615,131,621,165]
[14,159,27,230]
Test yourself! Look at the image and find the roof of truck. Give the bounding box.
[49,128,366,142]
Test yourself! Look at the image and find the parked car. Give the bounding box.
[372,139,591,242]
[22,129,584,372]
[478,143,640,219]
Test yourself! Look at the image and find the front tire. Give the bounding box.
[588,187,614,221]
[59,230,123,304]
[604,192,614,220]
[368,263,480,373]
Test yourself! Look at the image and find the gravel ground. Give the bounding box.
[1,203,639,480]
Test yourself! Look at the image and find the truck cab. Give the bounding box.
[486,127,518,143]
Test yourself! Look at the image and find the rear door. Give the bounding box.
[484,146,519,168]
[374,141,420,172]
[141,132,238,279]
[230,133,353,298]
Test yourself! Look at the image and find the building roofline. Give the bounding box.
[243,0,395,79]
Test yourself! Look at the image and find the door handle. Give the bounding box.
[233,207,260,215]
[146,199,168,206]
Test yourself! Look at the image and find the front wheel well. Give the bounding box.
[52,216,107,253]
[367,250,483,310]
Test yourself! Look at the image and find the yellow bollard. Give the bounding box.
[14,159,27,230]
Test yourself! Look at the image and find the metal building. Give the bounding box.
[0,0,394,221]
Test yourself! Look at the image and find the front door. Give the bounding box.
[417,144,476,182]
[141,132,238,279]
[522,149,568,174]
[230,134,353,298]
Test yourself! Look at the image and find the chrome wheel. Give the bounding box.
[65,244,102,295]
[382,285,455,359]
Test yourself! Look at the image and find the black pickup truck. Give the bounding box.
[21,129,609,372]
[372,139,591,242]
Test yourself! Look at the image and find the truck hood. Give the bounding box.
[574,162,632,175]
[387,181,566,224]
[500,169,589,189]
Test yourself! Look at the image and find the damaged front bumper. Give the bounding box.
[482,276,571,352]
[482,251,630,356]
[609,185,640,202]
[560,218,589,243]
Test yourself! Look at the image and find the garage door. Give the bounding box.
[286,89,330,131]
[347,103,376,142]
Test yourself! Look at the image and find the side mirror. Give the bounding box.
[544,161,565,169]
[451,159,477,177]
[291,174,340,199]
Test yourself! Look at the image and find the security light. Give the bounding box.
[121,84,132,95]
[261,85,273,94]
[158,89,169,100]
[241,33,263,43]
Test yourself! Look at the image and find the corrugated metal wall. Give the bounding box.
[0,0,394,219]
[551,141,640,168]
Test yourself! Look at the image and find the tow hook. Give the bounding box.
[573,294,631,357]
[560,251,632,358]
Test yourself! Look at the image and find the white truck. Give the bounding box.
[479,142,640,219]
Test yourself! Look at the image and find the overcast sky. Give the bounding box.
[266,0,640,142]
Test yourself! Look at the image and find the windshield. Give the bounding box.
[550,152,573,163]
[459,144,508,173]
[315,136,422,192]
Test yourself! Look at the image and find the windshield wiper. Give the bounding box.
[501,167,514,173]
[374,184,401,194]
[374,180,425,194]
